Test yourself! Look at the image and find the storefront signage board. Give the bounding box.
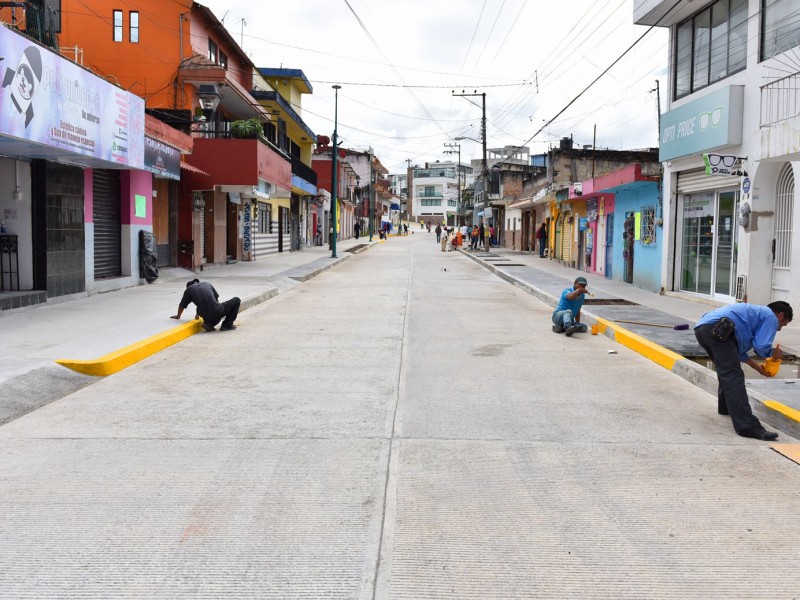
[0,27,144,168]
[659,85,744,162]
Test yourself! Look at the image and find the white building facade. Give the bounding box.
[411,161,473,226]
[635,0,800,307]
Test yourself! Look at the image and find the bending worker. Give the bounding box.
[694,301,792,441]
[171,278,240,332]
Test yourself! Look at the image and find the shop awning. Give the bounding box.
[180,161,209,176]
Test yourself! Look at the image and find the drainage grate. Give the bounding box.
[346,244,370,253]
[497,263,527,267]
[583,298,639,305]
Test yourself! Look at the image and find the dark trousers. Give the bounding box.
[206,297,240,329]
[436,233,441,242]
[694,324,760,432]
[539,241,546,257]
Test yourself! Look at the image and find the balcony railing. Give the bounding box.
[0,2,59,51]
[291,155,317,186]
[194,128,290,161]
[418,192,442,198]
[761,72,800,126]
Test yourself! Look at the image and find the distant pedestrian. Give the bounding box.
[403,223,408,234]
[172,279,240,332]
[483,225,491,249]
[552,276,590,337]
[537,223,548,257]
[489,225,496,246]
[471,225,479,250]
[478,223,485,250]
[354,221,361,239]
[694,301,793,441]
[441,227,448,252]
[461,224,468,240]
[435,223,442,242]
[427,220,432,232]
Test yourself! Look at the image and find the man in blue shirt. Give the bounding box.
[552,276,590,337]
[694,301,792,440]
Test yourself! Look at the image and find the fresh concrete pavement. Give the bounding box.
[1,232,799,598]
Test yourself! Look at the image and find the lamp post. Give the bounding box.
[330,84,341,258]
[368,152,374,242]
[444,142,461,226]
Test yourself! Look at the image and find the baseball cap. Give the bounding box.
[575,276,588,286]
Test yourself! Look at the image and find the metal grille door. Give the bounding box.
[92,169,121,279]
[772,163,794,301]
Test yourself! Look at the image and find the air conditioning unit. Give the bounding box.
[735,275,747,302]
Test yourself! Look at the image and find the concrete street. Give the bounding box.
[1,232,799,598]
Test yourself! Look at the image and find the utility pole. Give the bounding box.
[452,91,488,180]
[330,85,341,258]
[444,143,462,226]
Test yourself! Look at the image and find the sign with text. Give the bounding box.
[703,153,745,176]
[0,26,144,168]
[659,85,744,162]
[144,136,180,180]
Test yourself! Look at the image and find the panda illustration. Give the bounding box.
[2,46,43,128]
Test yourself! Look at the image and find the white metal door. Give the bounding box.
[597,211,606,276]
[771,163,794,301]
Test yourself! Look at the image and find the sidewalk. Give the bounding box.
[460,246,800,438]
[0,237,374,423]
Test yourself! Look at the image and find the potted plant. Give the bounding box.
[230,118,264,139]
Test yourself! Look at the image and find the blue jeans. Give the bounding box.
[552,310,588,332]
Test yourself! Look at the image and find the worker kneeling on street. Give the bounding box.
[171,279,240,332]
[694,301,792,441]
[552,276,590,337]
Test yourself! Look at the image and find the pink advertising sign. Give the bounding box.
[0,27,144,168]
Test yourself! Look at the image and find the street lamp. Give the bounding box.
[331,84,341,258]
[368,152,374,242]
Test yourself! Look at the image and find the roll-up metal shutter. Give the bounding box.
[92,169,121,278]
[677,168,740,193]
[561,214,572,262]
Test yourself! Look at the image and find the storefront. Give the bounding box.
[0,26,146,303]
[660,85,745,302]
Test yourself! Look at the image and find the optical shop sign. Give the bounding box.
[659,85,744,162]
[0,27,144,168]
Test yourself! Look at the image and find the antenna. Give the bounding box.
[240,17,247,50]
[221,10,229,23]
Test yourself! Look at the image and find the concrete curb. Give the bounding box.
[460,249,800,437]
[54,249,366,378]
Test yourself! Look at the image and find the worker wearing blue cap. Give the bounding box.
[552,276,590,337]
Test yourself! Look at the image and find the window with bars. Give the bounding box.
[259,203,272,234]
[641,206,657,245]
[775,164,794,267]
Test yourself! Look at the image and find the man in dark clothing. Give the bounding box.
[171,279,240,331]
[354,221,361,239]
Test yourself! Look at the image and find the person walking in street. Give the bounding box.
[483,224,491,250]
[171,279,240,332]
[552,276,590,337]
[694,301,793,441]
[403,223,408,235]
[537,223,548,258]
[440,227,448,252]
[478,223,485,250]
[435,223,442,243]
[354,221,361,239]
[489,225,496,246]
[471,225,479,250]
[427,220,432,233]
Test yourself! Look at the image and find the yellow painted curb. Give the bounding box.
[763,400,800,423]
[56,319,204,376]
[595,317,684,370]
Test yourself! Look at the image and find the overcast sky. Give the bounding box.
[202,0,668,174]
